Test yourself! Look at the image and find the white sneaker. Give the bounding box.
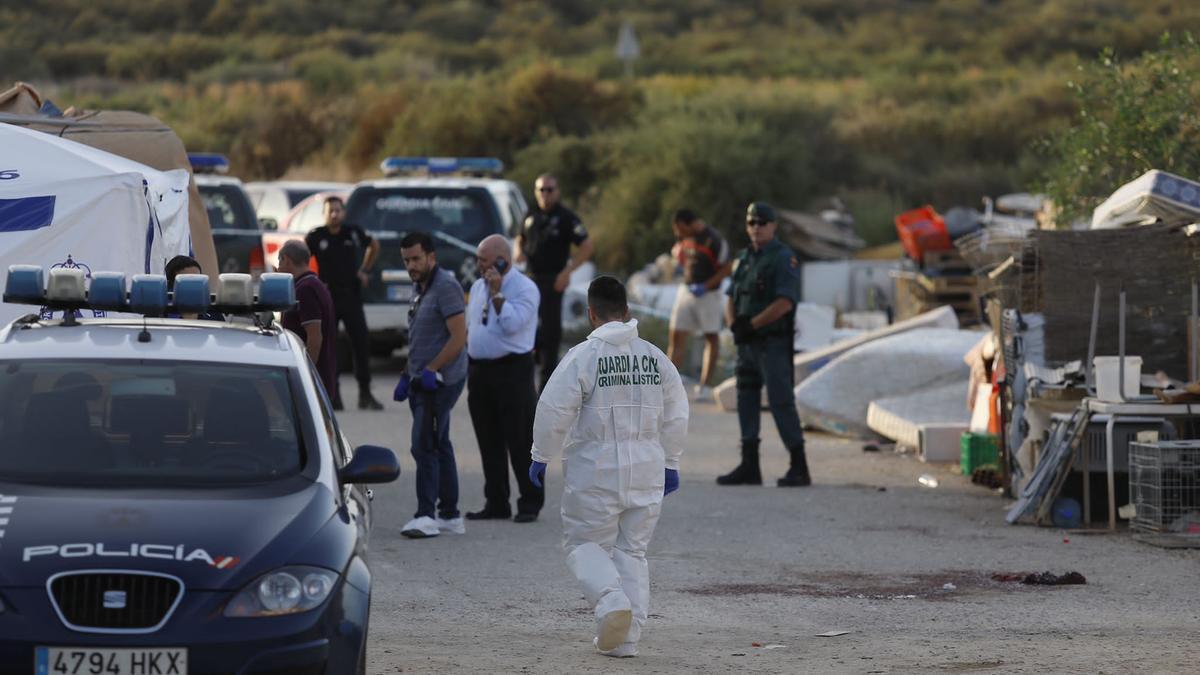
[596,608,633,652]
[436,516,465,535]
[692,385,713,402]
[401,516,440,539]
[593,637,638,658]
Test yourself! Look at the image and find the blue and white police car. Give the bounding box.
[0,267,400,675]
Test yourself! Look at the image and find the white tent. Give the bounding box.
[0,123,191,323]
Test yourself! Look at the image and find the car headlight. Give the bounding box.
[224,566,338,618]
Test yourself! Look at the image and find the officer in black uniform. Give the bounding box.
[305,195,384,411]
[516,173,594,391]
[719,202,811,487]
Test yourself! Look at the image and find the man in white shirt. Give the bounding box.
[529,276,689,657]
[465,234,544,522]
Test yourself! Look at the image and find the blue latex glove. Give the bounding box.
[393,374,410,402]
[688,283,707,297]
[529,461,547,489]
[664,468,679,496]
[420,368,440,391]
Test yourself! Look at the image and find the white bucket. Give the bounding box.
[1094,356,1142,402]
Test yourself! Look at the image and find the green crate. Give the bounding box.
[961,432,999,475]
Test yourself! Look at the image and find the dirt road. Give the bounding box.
[339,375,1200,674]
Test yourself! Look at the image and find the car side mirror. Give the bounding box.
[259,217,278,231]
[339,445,400,485]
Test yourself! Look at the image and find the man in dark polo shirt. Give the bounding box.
[305,195,383,411]
[393,232,469,539]
[516,173,594,391]
[277,240,338,401]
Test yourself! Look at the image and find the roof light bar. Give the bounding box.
[129,275,169,316]
[172,274,210,314]
[88,272,127,311]
[46,268,87,305]
[3,265,45,304]
[256,273,295,310]
[187,152,230,175]
[3,265,297,321]
[216,273,253,307]
[380,156,504,177]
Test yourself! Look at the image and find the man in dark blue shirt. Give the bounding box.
[305,196,383,411]
[516,173,594,391]
[393,232,468,539]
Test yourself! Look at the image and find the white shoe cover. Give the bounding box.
[612,548,650,644]
[567,543,632,612]
[597,608,633,652]
[593,637,638,658]
[401,516,440,538]
[436,516,465,534]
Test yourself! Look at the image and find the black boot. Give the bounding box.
[777,443,812,487]
[717,439,762,485]
[358,390,384,411]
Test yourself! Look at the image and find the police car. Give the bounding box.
[188,154,267,276]
[0,266,400,675]
[344,157,527,355]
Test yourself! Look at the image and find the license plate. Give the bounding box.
[36,647,187,675]
[387,285,413,302]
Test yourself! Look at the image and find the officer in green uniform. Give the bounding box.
[718,202,811,487]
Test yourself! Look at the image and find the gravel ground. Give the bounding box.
[338,372,1200,674]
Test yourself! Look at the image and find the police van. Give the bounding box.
[0,266,399,674]
[344,157,527,356]
[188,154,267,277]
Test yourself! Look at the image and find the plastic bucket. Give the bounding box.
[1094,356,1142,402]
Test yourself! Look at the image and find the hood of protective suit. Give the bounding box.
[589,319,639,346]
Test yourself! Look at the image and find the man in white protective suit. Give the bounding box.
[528,275,689,657]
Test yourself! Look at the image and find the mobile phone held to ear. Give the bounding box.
[494,258,509,274]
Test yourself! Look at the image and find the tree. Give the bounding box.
[1038,35,1200,225]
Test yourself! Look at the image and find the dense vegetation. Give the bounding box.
[6,0,1200,268]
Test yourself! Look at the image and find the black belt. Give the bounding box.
[469,351,533,366]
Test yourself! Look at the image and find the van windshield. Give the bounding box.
[345,186,499,245]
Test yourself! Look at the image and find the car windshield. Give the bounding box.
[0,360,306,486]
[200,185,258,230]
[345,186,499,245]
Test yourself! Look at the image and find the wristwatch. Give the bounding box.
[491,292,506,303]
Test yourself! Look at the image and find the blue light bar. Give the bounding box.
[257,273,295,310]
[187,152,230,175]
[4,265,295,324]
[129,274,169,316]
[3,265,45,304]
[88,272,127,311]
[380,156,503,177]
[172,274,210,314]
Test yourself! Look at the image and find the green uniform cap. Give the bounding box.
[746,202,777,223]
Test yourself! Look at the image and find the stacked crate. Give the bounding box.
[892,249,980,325]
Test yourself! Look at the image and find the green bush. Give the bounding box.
[1038,35,1200,224]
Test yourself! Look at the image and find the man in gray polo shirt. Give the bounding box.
[394,232,468,539]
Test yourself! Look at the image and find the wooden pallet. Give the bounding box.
[923,249,973,275]
[893,271,981,324]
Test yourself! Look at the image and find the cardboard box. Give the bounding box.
[919,423,969,463]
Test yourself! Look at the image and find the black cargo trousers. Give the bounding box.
[330,285,372,398]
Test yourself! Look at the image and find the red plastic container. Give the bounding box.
[894,206,952,263]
